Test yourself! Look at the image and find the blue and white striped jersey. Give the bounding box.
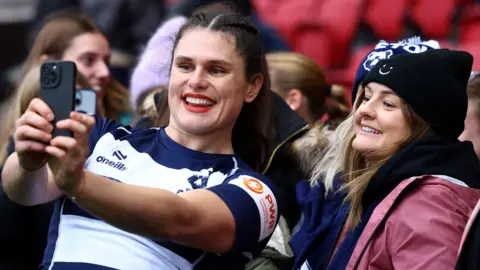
[41,117,279,270]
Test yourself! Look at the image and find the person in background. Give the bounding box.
[22,10,131,124]
[459,72,480,158]
[3,10,280,269]
[29,0,166,87]
[0,11,129,269]
[267,52,349,128]
[129,16,187,113]
[455,71,480,270]
[291,49,480,270]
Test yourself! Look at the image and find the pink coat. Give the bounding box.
[344,175,480,270]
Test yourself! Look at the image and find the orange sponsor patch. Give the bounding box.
[243,178,264,194]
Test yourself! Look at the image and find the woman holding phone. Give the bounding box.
[3,10,280,270]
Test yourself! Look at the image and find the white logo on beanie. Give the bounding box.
[379,64,393,75]
[364,50,393,71]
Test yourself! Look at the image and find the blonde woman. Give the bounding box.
[291,49,480,270]
[267,52,349,128]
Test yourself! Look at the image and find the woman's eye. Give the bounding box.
[383,101,395,108]
[210,67,225,76]
[178,64,192,71]
[81,56,94,66]
[362,96,371,103]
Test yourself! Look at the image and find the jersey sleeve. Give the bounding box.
[207,173,280,254]
[88,116,123,156]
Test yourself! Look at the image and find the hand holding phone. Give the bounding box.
[39,61,76,138]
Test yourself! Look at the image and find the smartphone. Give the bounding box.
[40,61,76,138]
[75,89,97,115]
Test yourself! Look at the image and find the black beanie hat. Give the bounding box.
[361,49,473,139]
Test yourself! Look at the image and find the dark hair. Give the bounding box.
[170,10,274,171]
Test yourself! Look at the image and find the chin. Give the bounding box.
[352,138,377,153]
[175,119,215,135]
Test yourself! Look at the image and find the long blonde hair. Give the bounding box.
[0,64,90,164]
[310,87,431,227]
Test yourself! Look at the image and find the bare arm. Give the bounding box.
[2,152,62,206]
[66,171,278,254]
[69,170,235,253]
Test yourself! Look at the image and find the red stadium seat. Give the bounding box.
[252,0,318,42]
[292,25,334,68]
[364,0,408,40]
[459,4,480,44]
[313,0,365,66]
[410,0,457,38]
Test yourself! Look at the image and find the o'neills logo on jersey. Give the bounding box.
[95,156,127,171]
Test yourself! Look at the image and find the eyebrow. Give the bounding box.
[79,51,111,62]
[175,55,233,68]
[365,85,398,96]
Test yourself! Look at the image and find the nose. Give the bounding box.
[356,100,376,119]
[96,62,111,85]
[188,68,208,90]
[458,129,467,141]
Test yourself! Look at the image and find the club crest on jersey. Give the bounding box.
[363,50,393,71]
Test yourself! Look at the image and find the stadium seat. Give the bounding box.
[459,4,480,44]
[314,0,365,66]
[292,25,334,68]
[364,0,408,40]
[252,0,318,42]
[410,0,457,38]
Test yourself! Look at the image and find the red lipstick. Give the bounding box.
[182,93,216,113]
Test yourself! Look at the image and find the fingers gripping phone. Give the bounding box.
[40,61,76,138]
[75,89,97,115]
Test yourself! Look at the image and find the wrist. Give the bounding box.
[19,156,47,172]
[63,170,87,201]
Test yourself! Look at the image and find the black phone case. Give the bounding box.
[40,61,77,138]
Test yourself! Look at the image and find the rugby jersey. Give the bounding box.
[41,117,279,270]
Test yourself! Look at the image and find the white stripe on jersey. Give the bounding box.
[49,214,191,269]
[85,133,230,190]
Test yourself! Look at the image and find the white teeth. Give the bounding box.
[361,126,381,134]
[185,97,214,106]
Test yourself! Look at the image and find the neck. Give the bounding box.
[165,124,234,155]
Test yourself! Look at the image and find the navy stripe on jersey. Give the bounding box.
[42,198,65,268]
[42,117,279,269]
[44,262,117,270]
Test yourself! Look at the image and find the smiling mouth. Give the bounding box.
[183,96,215,107]
[361,126,382,134]
[182,93,216,113]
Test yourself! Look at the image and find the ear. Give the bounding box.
[284,89,303,111]
[244,74,264,103]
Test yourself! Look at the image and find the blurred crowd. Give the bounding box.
[1,0,480,269]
